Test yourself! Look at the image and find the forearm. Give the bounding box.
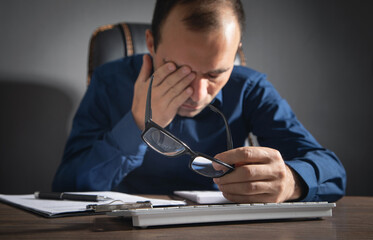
[285,149,346,202]
[284,165,304,201]
[53,112,147,191]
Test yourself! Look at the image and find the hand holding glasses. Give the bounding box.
[141,75,235,178]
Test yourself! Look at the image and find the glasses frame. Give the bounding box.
[141,75,235,178]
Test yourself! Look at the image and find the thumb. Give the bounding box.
[215,147,274,166]
[138,54,153,83]
[214,147,258,166]
[214,148,241,165]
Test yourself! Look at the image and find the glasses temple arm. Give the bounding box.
[208,104,233,150]
[145,75,154,126]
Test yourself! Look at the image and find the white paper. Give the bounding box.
[0,191,185,217]
[174,191,233,204]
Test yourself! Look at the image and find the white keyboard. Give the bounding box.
[107,202,336,227]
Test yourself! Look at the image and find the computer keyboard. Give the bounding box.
[107,201,336,227]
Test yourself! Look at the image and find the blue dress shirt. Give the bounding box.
[53,54,346,202]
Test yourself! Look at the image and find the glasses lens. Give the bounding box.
[191,156,231,178]
[143,127,185,156]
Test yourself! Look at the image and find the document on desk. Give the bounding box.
[0,191,185,217]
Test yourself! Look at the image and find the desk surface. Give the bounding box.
[0,196,372,240]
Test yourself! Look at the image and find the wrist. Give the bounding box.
[286,165,304,201]
[131,107,145,131]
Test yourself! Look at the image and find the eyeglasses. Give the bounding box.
[141,75,235,178]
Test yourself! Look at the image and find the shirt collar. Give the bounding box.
[211,90,223,109]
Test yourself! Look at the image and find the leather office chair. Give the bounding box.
[88,22,246,84]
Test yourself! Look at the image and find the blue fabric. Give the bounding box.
[52,54,346,202]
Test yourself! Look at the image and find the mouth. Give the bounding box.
[180,103,200,111]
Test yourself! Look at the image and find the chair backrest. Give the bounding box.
[88,22,246,84]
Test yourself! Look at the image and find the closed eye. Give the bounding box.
[208,74,218,80]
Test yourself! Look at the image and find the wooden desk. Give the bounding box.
[0,196,372,239]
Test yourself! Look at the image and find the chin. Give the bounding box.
[177,108,202,118]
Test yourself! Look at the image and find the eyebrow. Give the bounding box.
[162,58,231,76]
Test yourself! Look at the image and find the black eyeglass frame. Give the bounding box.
[140,75,235,178]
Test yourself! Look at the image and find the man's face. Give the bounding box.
[147,5,241,117]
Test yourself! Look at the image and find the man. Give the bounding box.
[53,0,346,203]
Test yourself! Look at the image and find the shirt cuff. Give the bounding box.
[285,159,318,202]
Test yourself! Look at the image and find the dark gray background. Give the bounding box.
[0,0,372,196]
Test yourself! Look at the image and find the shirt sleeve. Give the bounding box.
[244,75,346,202]
[52,68,147,192]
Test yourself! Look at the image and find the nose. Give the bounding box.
[189,76,208,103]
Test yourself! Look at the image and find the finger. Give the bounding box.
[152,62,177,87]
[164,70,195,96]
[138,54,153,83]
[131,54,154,131]
[217,181,271,196]
[163,72,195,106]
[222,192,274,203]
[152,66,194,112]
[167,85,194,110]
[214,164,274,185]
[214,147,282,165]
[155,66,193,97]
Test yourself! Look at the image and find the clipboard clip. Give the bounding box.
[86,200,153,213]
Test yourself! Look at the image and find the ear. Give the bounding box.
[145,29,155,57]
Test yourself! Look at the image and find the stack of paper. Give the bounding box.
[0,191,185,217]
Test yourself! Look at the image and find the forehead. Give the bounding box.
[157,5,240,73]
[160,3,241,36]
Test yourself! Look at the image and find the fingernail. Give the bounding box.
[168,63,176,71]
[188,72,195,80]
[182,66,191,74]
[186,87,193,95]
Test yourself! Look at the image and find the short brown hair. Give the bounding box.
[151,0,245,51]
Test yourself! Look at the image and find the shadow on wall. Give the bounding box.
[0,80,73,194]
